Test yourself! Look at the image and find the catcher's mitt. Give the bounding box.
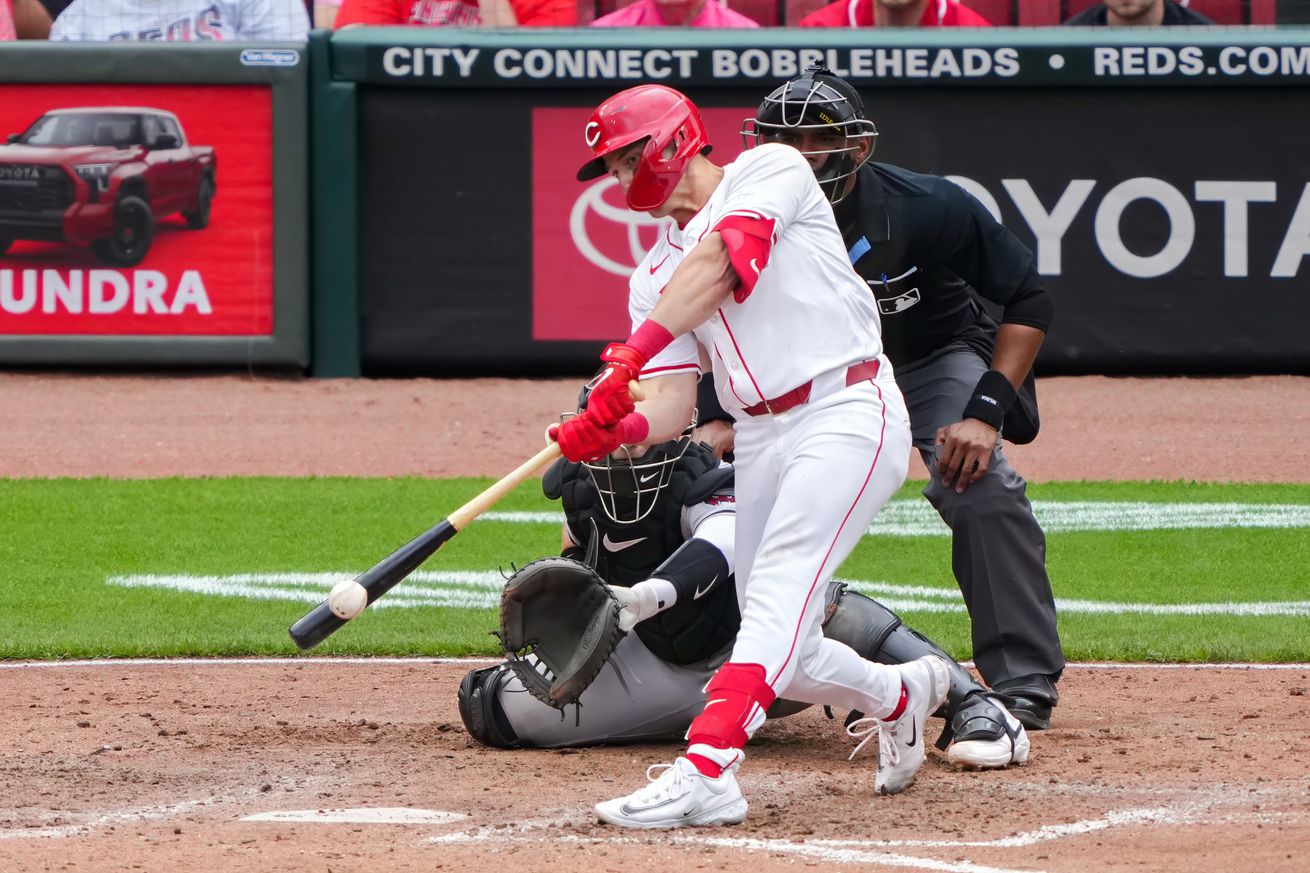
[498,556,625,709]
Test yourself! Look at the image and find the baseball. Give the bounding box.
[327,580,368,621]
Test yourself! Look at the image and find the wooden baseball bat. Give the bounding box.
[288,441,563,651]
[288,381,644,651]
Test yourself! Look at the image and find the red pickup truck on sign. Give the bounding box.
[0,107,216,267]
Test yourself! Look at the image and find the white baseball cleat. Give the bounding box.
[848,655,951,796]
[595,757,748,830]
[946,696,1031,770]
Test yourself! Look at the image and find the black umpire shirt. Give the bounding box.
[833,162,1053,370]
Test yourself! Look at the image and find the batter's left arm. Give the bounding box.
[646,233,739,337]
[634,372,699,446]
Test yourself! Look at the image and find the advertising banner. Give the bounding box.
[0,83,274,337]
[354,75,1310,375]
[519,88,1310,373]
[352,34,1310,89]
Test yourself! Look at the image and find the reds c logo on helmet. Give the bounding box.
[575,85,711,212]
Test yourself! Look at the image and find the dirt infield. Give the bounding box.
[2,660,1308,873]
[1,371,1307,482]
[2,372,1309,872]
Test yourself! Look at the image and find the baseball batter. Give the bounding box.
[726,66,1065,729]
[551,84,948,830]
[461,420,1028,770]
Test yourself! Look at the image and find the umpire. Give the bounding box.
[708,65,1065,730]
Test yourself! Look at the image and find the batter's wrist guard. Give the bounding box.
[603,320,675,374]
[962,370,1017,431]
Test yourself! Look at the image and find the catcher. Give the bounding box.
[458,415,1029,770]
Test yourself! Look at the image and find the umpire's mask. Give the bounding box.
[743,64,878,205]
[583,432,693,525]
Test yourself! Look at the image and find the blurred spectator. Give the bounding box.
[7,0,73,36]
[315,0,340,26]
[1,0,14,38]
[591,0,759,26]
[800,0,991,26]
[50,0,310,38]
[334,0,574,27]
[1063,0,1213,24]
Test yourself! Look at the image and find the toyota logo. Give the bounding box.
[569,177,671,277]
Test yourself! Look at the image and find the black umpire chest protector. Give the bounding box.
[543,443,739,665]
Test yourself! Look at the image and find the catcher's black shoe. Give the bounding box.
[991,674,1059,731]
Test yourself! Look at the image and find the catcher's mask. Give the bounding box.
[743,65,878,204]
[583,430,694,524]
[575,84,711,212]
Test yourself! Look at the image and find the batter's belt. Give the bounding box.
[741,358,882,417]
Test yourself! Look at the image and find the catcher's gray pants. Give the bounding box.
[895,342,1065,687]
[496,633,727,748]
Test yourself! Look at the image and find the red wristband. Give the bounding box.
[616,413,650,446]
[625,320,676,367]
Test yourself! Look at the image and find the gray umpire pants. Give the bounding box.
[496,632,728,748]
[894,342,1065,687]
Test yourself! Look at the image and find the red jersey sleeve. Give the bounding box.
[943,2,993,24]
[798,0,849,26]
[334,0,408,26]
[510,0,577,24]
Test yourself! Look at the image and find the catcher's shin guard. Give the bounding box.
[457,666,523,749]
[822,583,985,747]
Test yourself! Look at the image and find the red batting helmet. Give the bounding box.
[575,85,711,212]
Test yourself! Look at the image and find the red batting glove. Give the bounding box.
[586,322,676,426]
[586,352,640,426]
[548,417,624,463]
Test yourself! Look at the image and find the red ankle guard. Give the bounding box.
[687,663,777,750]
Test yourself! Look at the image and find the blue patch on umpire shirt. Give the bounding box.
[848,236,871,266]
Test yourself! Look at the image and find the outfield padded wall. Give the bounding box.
[324,28,1310,378]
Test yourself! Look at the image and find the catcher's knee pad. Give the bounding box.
[687,662,775,749]
[825,583,984,735]
[457,666,522,749]
[821,582,902,660]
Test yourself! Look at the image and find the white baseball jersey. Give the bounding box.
[50,0,309,41]
[629,143,883,414]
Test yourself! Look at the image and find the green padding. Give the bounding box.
[329,26,1310,88]
[309,29,361,377]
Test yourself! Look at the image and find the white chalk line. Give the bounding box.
[484,500,1310,538]
[1,657,1307,670]
[102,571,1310,619]
[242,808,466,825]
[425,825,1031,873]
[424,790,1307,873]
[0,783,281,841]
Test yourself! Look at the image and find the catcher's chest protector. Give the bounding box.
[547,449,740,665]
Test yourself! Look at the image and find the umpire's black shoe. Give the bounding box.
[990,674,1060,731]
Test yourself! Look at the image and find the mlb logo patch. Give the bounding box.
[877,287,921,315]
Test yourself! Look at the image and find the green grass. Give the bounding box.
[0,477,1307,661]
